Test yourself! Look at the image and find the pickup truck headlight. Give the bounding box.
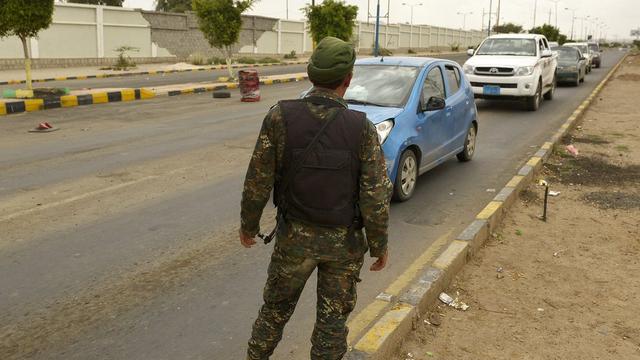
[376,120,394,144]
[515,66,535,76]
[463,64,474,75]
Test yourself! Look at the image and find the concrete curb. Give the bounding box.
[0,74,309,117]
[0,61,308,86]
[346,53,628,360]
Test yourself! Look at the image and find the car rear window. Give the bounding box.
[445,65,461,95]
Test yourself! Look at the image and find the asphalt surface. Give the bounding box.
[1,54,469,92]
[0,51,623,359]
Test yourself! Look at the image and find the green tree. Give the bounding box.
[0,0,54,90]
[304,0,358,44]
[530,24,561,42]
[68,0,124,5]
[155,0,192,12]
[192,0,254,79]
[492,22,523,34]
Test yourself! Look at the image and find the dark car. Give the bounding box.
[589,42,602,68]
[552,46,587,86]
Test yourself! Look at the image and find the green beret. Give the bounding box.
[307,37,356,85]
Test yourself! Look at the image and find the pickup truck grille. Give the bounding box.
[474,67,514,76]
[470,82,518,89]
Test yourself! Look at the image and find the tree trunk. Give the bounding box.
[20,36,33,91]
[225,46,234,80]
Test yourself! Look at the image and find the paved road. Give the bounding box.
[1,54,469,92]
[0,51,623,359]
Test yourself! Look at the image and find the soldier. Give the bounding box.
[240,36,392,360]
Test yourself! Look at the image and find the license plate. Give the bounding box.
[483,85,501,96]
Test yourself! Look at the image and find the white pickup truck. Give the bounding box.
[463,34,558,111]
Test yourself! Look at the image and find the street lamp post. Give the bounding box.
[549,0,561,28]
[487,0,493,36]
[457,11,474,30]
[402,2,423,49]
[565,7,577,40]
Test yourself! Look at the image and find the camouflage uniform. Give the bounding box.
[241,87,392,360]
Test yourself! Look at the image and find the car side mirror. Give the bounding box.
[541,49,553,58]
[422,96,446,112]
[466,48,475,57]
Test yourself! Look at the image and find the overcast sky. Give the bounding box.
[123,0,639,40]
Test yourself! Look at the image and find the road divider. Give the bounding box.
[0,61,308,86]
[0,73,309,117]
[345,53,628,360]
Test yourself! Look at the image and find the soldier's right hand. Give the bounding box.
[370,249,388,271]
[239,229,257,248]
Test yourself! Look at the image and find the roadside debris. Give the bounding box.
[486,188,496,193]
[553,249,567,257]
[438,292,470,311]
[566,144,580,156]
[29,122,59,133]
[376,292,393,302]
[549,191,561,197]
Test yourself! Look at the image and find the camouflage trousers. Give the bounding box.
[247,245,364,360]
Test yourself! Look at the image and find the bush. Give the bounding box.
[236,56,257,64]
[188,53,207,66]
[258,57,280,64]
[378,47,393,56]
[284,50,297,59]
[450,43,461,51]
[113,45,138,70]
[208,56,225,65]
[407,48,416,54]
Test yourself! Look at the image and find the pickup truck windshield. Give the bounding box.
[476,39,537,56]
[345,65,419,107]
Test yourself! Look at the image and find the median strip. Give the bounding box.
[0,73,309,116]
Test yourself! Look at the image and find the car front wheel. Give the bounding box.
[457,124,477,162]
[392,150,418,202]
[525,82,542,111]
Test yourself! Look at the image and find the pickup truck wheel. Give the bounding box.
[525,82,542,111]
[457,124,477,162]
[544,76,556,100]
[392,150,418,202]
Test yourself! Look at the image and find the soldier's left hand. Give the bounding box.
[239,229,257,248]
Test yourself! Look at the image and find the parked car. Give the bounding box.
[548,41,560,48]
[343,57,479,201]
[552,46,587,86]
[464,33,558,111]
[588,42,603,68]
[564,42,593,72]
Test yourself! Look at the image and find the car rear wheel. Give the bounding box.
[457,124,477,162]
[392,150,418,202]
[525,82,542,111]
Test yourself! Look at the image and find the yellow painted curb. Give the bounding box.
[476,201,502,220]
[432,240,468,270]
[140,88,155,99]
[0,103,7,116]
[91,92,109,104]
[24,99,44,112]
[353,303,413,354]
[121,89,136,101]
[61,95,78,107]
[506,175,524,188]
[541,142,553,150]
[526,156,542,167]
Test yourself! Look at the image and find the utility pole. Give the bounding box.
[457,11,473,30]
[533,0,537,28]
[548,8,552,25]
[374,0,380,56]
[495,0,501,27]
[286,0,289,20]
[549,0,561,28]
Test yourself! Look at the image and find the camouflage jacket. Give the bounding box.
[240,87,392,260]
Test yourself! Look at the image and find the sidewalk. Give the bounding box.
[0,60,309,85]
[393,53,640,359]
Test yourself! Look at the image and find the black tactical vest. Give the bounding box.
[274,97,367,227]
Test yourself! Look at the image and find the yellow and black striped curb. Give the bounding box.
[0,61,308,86]
[345,54,628,360]
[0,74,309,116]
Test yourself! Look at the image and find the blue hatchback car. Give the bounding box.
[344,57,479,201]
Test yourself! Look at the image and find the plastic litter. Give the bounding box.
[549,191,561,197]
[438,292,470,311]
[566,144,579,156]
[486,188,496,193]
[375,292,393,302]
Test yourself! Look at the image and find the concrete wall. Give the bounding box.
[0,3,485,68]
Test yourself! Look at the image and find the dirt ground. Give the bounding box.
[394,53,640,360]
